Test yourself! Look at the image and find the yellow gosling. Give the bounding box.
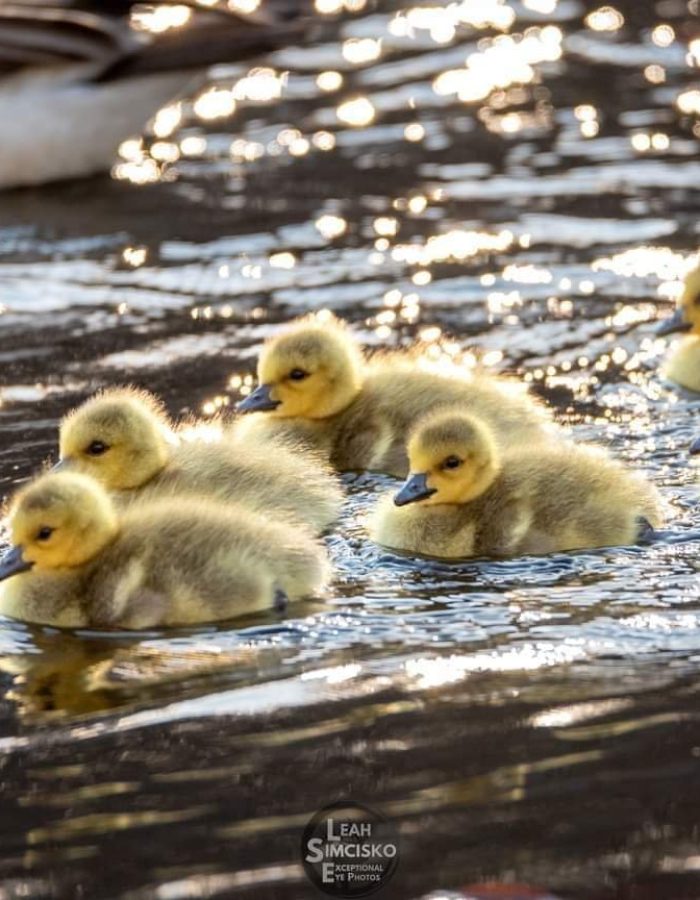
[658,266,700,392]
[236,313,557,477]
[0,472,329,629]
[370,411,664,559]
[57,387,342,533]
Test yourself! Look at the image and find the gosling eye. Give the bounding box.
[288,368,309,382]
[36,526,54,542]
[442,455,462,470]
[86,440,108,457]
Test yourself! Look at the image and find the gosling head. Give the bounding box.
[237,314,363,419]
[0,472,118,581]
[658,266,700,337]
[395,412,501,507]
[57,388,171,490]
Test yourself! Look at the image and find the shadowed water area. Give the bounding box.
[0,0,699,897]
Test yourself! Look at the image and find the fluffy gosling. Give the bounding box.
[658,266,700,393]
[0,472,329,629]
[56,387,342,533]
[236,313,557,477]
[370,411,663,558]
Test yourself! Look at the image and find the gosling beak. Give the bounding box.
[394,473,437,507]
[657,308,692,336]
[236,383,281,413]
[0,545,33,582]
[690,436,700,456]
[50,458,70,473]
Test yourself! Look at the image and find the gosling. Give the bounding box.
[370,411,663,558]
[56,387,342,533]
[236,313,557,477]
[658,266,700,393]
[0,472,329,629]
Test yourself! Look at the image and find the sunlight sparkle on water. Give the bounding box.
[574,104,597,122]
[131,4,192,32]
[530,699,630,729]
[644,64,666,83]
[232,69,286,103]
[315,0,367,14]
[389,7,455,44]
[592,246,698,281]
[301,664,362,685]
[317,71,344,92]
[231,139,264,161]
[122,247,147,267]
[337,96,376,126]
[392,229,514,266]
[113,159,160,185]
[487,289,522,314]
[315,214,348,239]
[433,27,562,103]
[404,643,586,689]
[523,0,557,11]
[151,142,180,162]
[194,89,236,121]
[677,90,700,115]
[180,136,207,156]
[631,133,670,153]
[404,123,426,142]
[585,6,624,31]
[651,24,675,48]
[288,138,310,156]
[502,263,553,284]
[269,252,296,269]
[689,39,700,66]
[277,128,301,146]
[152,104,182,139]
[228,0,261,12]
[373,217,399,237]
[389,1,515,44]
[201,396,230,417]
[452,0,516,30]
[408,194,428,213]
[342,38,382,65]
[118,138,143,162]
[312,131,336,151]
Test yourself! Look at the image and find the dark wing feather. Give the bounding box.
[97,18,305,81]
[0,5,135,73]
[0,1,314,81]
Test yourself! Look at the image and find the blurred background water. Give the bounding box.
[0,0,699,897]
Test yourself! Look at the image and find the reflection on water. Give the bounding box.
[0,0,699,896]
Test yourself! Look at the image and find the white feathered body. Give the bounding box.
[0,65,196,188]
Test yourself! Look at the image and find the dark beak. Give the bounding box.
[236,383,281,413]
[657,308,692,336]
[0,545,33,582]
[690,436,700,456]
[394,473,437,507]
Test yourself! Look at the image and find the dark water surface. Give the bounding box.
[0,1,699,897]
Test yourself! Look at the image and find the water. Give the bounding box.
[0,0,699,896]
